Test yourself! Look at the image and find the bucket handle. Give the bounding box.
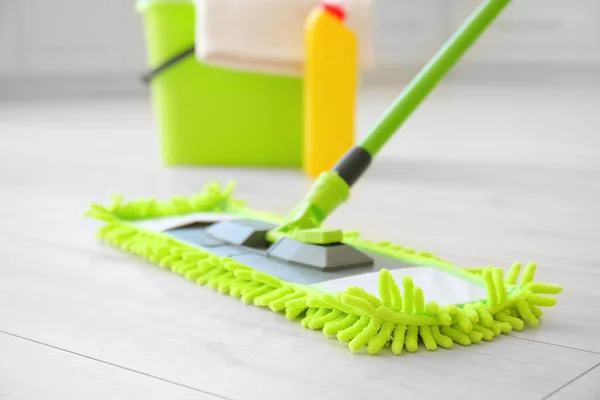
[142,44,195,84]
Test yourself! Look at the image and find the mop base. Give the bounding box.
[85,182,563,355]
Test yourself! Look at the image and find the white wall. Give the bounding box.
[1,0,599,98]
[374,0,600,67]
[0,0,147,98]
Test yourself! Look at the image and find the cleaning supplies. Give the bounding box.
[303,0,357,177]
[89,0,562,356]
[142,0,373,168]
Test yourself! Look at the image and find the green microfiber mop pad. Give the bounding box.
[85,183,563,355]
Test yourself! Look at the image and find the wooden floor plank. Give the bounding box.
[545,363,600,400]
[0,330,223,400]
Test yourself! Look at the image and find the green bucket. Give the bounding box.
[137,0,303,167]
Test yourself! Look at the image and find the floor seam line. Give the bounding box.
[540,362,600,400]
[0,329,232,400]
[508,335,600,355]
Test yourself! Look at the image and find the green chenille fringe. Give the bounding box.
[85,182,563,355]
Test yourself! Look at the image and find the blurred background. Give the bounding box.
[1,0,599,101]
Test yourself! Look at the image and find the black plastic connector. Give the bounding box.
[331,146,372,187]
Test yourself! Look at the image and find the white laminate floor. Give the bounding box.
[1,82,599,399]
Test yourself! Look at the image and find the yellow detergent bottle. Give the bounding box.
[303,0,357,177]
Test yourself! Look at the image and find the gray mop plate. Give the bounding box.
[164,224,415,286]
[204,219,276,249]
[200,218,374,269]
[267,237,374,270]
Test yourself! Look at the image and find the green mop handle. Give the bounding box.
[331,0,511,186]
[286,0,511,229]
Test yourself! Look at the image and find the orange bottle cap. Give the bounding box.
[321,1,345,20]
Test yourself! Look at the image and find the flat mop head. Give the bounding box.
[86,182,562,355]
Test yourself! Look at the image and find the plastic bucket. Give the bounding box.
[137,0,303,167]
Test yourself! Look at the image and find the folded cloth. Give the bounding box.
[194,0,374,76]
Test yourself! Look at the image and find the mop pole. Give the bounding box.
[333,0,511,186]
[285,0,512,230]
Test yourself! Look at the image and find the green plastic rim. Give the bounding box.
[136,0,192,13]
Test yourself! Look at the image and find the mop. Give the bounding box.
[87,0,562,355]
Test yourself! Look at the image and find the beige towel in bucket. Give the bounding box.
[194,0,375,75]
